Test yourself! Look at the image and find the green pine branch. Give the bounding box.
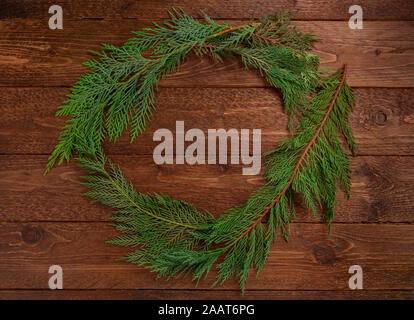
[205,65,355,292]
[77,147,215,254]
[44,8,356,293]
[45,8,320,174]
[77,66,355,293]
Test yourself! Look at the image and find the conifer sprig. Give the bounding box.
[77,147,215,254]
[77,66,355,292]
[45,8,320,174]
[45,8,356,293]
[206,65,355,291]
[242,64,351,235]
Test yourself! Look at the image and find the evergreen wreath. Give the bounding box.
[45,9,355,292]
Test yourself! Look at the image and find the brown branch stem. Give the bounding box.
[251,33,286,47]
[209,22,261,38]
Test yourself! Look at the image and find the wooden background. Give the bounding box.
[0,0,413,300]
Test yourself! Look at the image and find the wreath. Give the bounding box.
[45,9,355,293]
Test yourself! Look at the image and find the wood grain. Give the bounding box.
[1,0,413,20]
[1,0,413,300]
[0,289,412,300]
[0,20,413,87]
[1,87,413,156]
[0,155,412,223]
[0,222,412,290]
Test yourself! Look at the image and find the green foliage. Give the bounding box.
[203,67,355,292]
[46,8,356,293]
[252,10,314,48]
[77,67,354,293]
[77,147,215,256]
[234,45,321,127]
[46,8,320,174]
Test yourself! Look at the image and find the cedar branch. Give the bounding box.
[209,22,261,38]
[251,33,286,47]
[238,64,348,240]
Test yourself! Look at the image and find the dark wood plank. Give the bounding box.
[0,289,412,300]
[1,0,413,20]
[0,20,413,87]
[1,87,413,156]
[0,222,412,290]
[1,0,412,301]
[0,155,413,223]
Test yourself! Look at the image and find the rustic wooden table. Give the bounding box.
[0,1,413,300]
